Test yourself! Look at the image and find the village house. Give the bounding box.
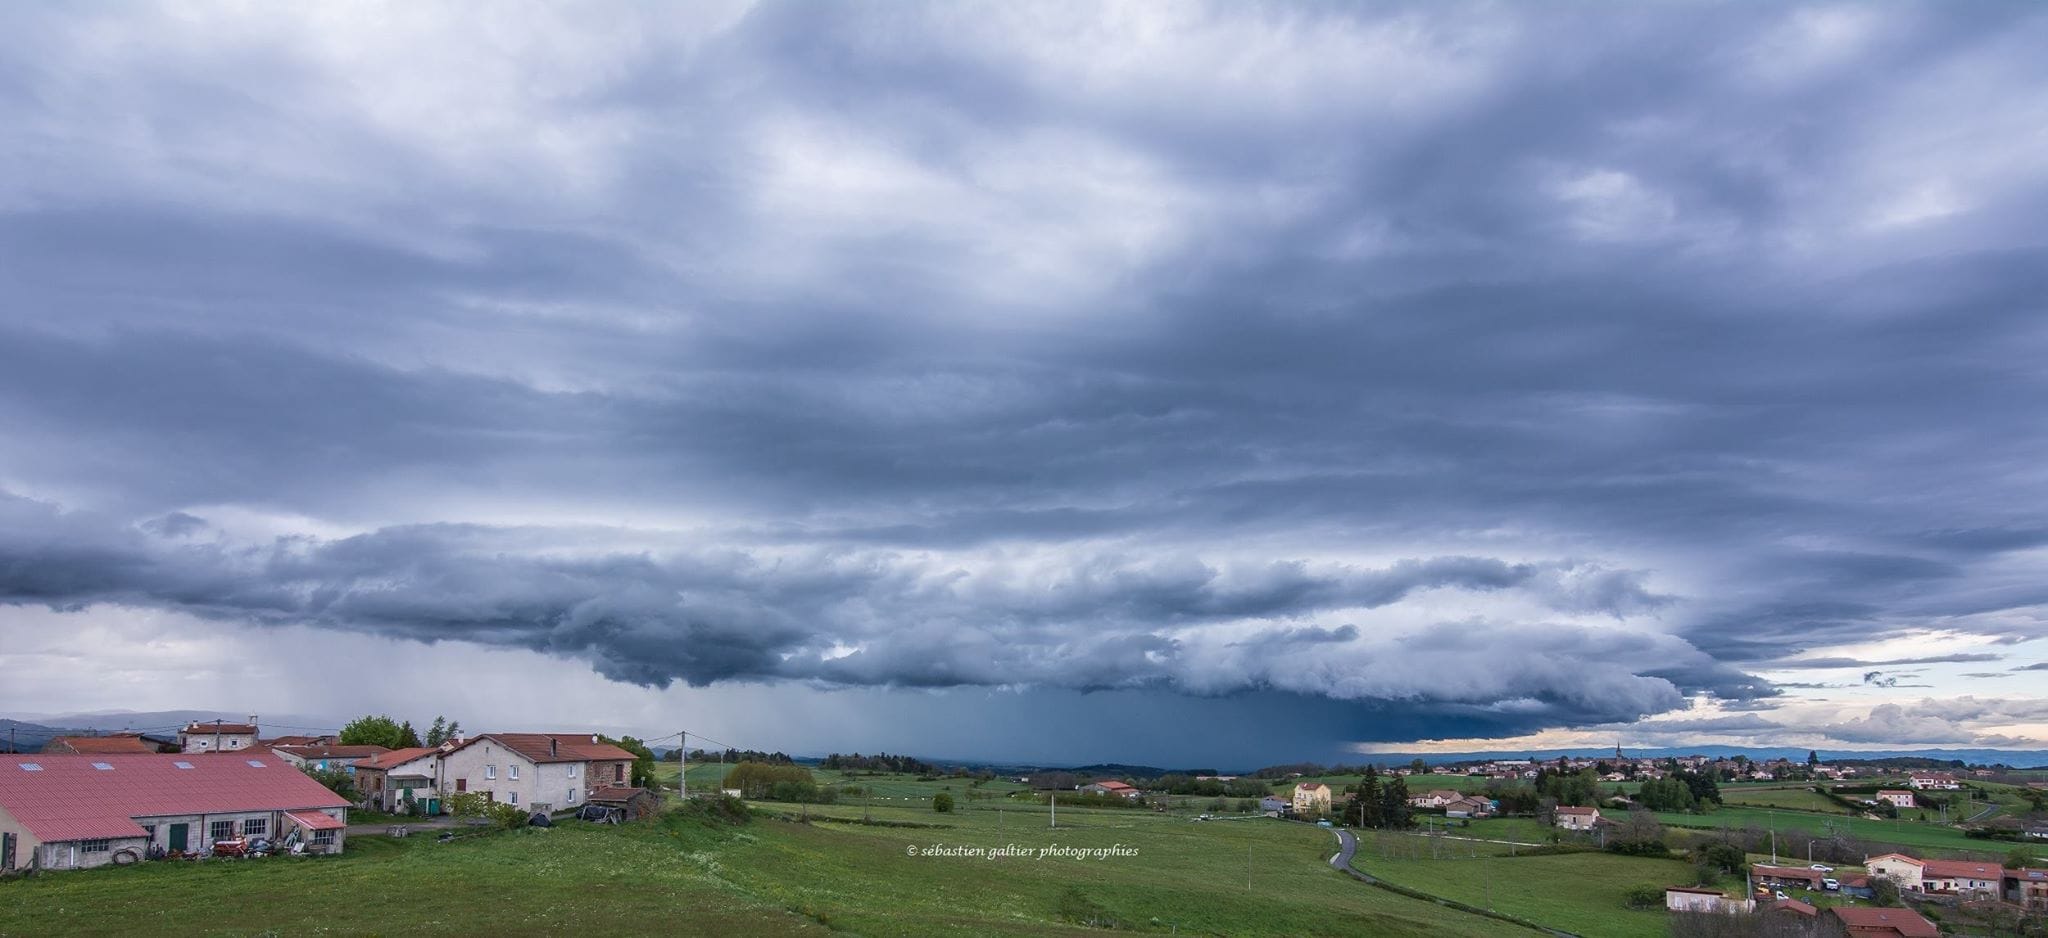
[262,734,338,748]
[40,734,171,755]
[1905,771,1961,790]
[1766,898,1817,922]
[439,733,636,813]
[271,744,390,775]
[1554,805,1600,831]
[1865,853,2006,898]
[351,747,442,814]
[1444,796,1495,819]
[1406,789,1461,809]
[1081,780,1142,800]
[2010,868,2048,911]
[178,719,261,754]
[1258,796,1289,816]
[1823,906,1938,938]
[1663,886,1751,914]
[0,753,349,871]
[1291,781,1332,816]
[1875,789,1916,809]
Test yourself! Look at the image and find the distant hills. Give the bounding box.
[0,710,344,753]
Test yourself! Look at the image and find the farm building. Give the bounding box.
[1554,805,1600,830]
[0,753,350,871]
[1823,906,1937,937]
[271,744,391,775]
[580,787,661,822]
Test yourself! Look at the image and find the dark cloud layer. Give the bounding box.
[3,2,2048,752]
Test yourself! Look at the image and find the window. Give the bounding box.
[91,762,113,771]
[509,791,519,806]
[210,820,236,842]
[485,764,496,780]
[568,787,577,803]
[173,761,194,769]
[312,830,335,847]
[80,839,110,854]
[508,764,518,780]
[568,763,578,778]
[242,818,267,838]
[17,764,40,772]
[245,760,266,768]
[229,739,241,748]
[142,825,157,841]
[614,763,624,783]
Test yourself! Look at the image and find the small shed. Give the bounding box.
[580,786,660,823]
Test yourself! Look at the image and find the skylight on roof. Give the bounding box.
[92,762,113,770]
[246,759,266,767]
[18,763,41,771]
[174,761,194,769]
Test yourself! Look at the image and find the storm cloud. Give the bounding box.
[3,1,2048,755]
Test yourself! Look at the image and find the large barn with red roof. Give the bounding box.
[0,753,350,871]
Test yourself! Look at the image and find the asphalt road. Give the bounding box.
[1330,828,1358,872]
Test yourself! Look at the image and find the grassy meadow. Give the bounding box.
[1349,831,1691,938]
[0,773,1519,937]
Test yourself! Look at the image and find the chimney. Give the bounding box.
[591,734,599,745]
[549,738,558,758]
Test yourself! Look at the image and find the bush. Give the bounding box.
[1623,884,1666,910]
[933,791,955,813]
[1606,840,1672,857]
[674,794,752,826]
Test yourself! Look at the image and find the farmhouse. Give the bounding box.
[1866,853,1924,891]
[1919,858,2004,897]
[1905,771,1960,790]
[271,744,390,775]
[1554,805,1600,831]
[1875,789,1915,809]
[1406,789,1461,809]
[40,735,166,755]
[1082,781,1141,799]
[439,734,636,813]
[178,719,261,753]
[1823,906,1938,937]
[2010,868,2048,911]
[1291,782,1332,816]
[1663,886,1751,913]
[352,747,442,813]
[0,753,349,871]
[1443,796,1494,818]
[1258,796,1289,815]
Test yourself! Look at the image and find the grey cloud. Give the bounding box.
[2,2,2047,752]
[1778,653,2005,670]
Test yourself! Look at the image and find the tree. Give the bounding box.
[1692,841,1746,884]
[338,715,406,750]
[2007,847,2038,870]
[1409,758,1427,775]
[933,791,954,813]
[1350,767,1385,828]
[397,720,422,748]
[425,716,449,747]
[1380,775,1413,829]
[1870,876,1901,907]
[1807,750,1819,767]
[303,766,356,801]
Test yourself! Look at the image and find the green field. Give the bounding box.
[1351,831,1690,938]
[1653,804,1997,856]
[1717,785,1847,813]
[0,774,1516,937]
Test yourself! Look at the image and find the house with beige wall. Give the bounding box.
[178,719,261,754]
[439,734,635,814]
[1291,782,1332,817]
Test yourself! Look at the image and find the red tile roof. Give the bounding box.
[1093,781,1137,791]
[181,723,259,736]
[1826,906,1938,937]
[0,754,349,843]
[43,736,158,755]
[588,787,648,802]
[452,734,636,765]
[354,747,439,772]
[1558,805,1599,815]
[1921,859,2004,880]
[263,735,334,747]
[283,810,345,831]
[1769,899,1817,917]
[272,744,391,761]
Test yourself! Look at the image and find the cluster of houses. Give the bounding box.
[1404,788,1498,818]
[1445,752,1871,784]
[0,717,657,873]
[1666,849,2048,933]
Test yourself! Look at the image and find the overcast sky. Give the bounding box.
[3,2,2047,766]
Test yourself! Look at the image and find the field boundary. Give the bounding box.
[1333,831,1581,938]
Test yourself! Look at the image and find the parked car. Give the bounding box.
[1809,864,1834,872]
[1822,878,1841,891]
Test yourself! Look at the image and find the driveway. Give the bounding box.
[346,816,463,837]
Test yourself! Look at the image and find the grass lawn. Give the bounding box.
[1717,786,1847,813]
[1350,831,1691,938]
[0,782,1512,937]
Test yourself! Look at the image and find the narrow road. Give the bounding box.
[1330,828,1357,870]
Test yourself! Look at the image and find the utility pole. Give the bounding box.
[679,731,686,800]
[1770,830,1777,865]
[1050,793,1057,829]
[1246,845,1253,891]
